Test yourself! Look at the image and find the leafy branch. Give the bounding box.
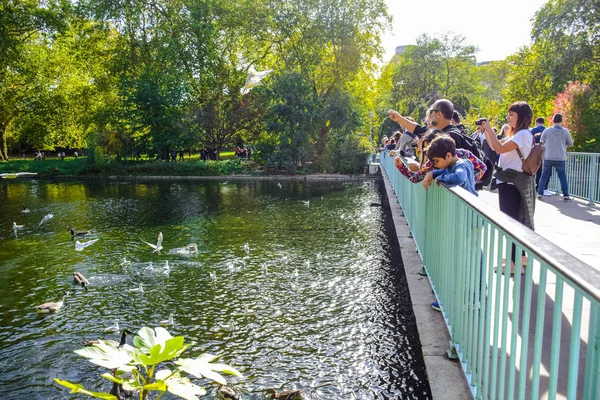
[55,326,243,400]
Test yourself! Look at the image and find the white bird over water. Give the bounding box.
[22,206,30,213]
[243,243,250,253]
[163,261,170,274]
[39,213,53,226]
[75,239,99,251]
[129,283,144,293]
[160,314,174,326]
[142,232,163,254]
[12,222,24,230]
[240,66,272,95]
[1,172,37,179]
[104,319,120,334]
[301,200,310,207]
[350,238,356,246]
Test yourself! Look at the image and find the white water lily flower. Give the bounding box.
[155,369,207,400]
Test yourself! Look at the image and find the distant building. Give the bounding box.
[395,46,407,56]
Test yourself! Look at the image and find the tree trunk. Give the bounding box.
[0,122,8,161]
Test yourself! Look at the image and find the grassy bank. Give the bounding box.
[0,157,262,177]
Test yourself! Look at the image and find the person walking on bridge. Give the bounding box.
[537,113,573,201]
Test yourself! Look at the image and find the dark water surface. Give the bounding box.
[0,179,431,399]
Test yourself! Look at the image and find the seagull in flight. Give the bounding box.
[12,222,24,230]
[75,239,99,251]
[142,232,163,254]
[240,66,272,95]
[39,214,53,226]
[1,172,37,179]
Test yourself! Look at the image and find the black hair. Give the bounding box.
[508,101,533,136]
[553,113,563,123]
[431,99,454,120]
[427,135,456,160]
[452,110,461,123]
[535,117,545,124]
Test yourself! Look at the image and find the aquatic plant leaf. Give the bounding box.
[155,369,207,400]
[133,326,175,353]
[176,355,243,385]
[209,363,244,377]
[142,382,167,391]
[54,379,117,399]
[74,341,138,371]
[140,336,188,365]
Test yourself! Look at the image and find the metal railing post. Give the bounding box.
[588,154,598,205]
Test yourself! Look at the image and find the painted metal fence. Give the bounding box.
[380,152,600,400]
[546,152,600,204]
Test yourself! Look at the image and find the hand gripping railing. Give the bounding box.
[381,152,600,400]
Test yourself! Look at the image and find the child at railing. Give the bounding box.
[422,135,478,196]
[393,130,486,186]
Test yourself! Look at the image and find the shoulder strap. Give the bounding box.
[515,135,536,161]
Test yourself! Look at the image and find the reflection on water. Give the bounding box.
[0,179,431,399]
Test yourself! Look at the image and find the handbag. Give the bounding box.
[515,136,545,176]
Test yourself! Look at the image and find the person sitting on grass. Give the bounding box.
[422,135,478,197]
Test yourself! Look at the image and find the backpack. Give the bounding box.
[516,136,545,176]
[444,125,494,189]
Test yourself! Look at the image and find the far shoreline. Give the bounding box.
[5,173,381,182]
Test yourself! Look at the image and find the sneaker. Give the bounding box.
[564,196,572,202]
[431,301,441,312]
[543,189,552,196]
[537,194,543,200]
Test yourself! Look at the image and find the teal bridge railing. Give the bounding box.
[380,152,600,400]
[546,152,600,204]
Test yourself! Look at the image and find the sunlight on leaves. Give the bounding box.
[156,369,207,400]
[176,355,243,386]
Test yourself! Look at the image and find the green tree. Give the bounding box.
[0,0,67,159]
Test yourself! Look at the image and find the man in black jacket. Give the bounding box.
[388,99,477,153]
[388,99,492,188]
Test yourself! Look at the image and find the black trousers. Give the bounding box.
[497,182,526,262]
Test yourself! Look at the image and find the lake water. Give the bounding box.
[0,179,431,399]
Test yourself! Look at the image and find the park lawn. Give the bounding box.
[0,157,259,177]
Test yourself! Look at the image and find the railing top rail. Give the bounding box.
[566,152,600,156]
[445,183,600,302]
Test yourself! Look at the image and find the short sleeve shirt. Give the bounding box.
[498,129,533,173]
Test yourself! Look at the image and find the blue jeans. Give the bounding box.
[537,160,569,197]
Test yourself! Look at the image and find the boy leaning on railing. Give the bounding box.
[422,135,478,197]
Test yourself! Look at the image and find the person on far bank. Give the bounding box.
[537,113,573,201]
[481,101,536,274]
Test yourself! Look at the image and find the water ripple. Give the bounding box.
[0,180,431,399]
